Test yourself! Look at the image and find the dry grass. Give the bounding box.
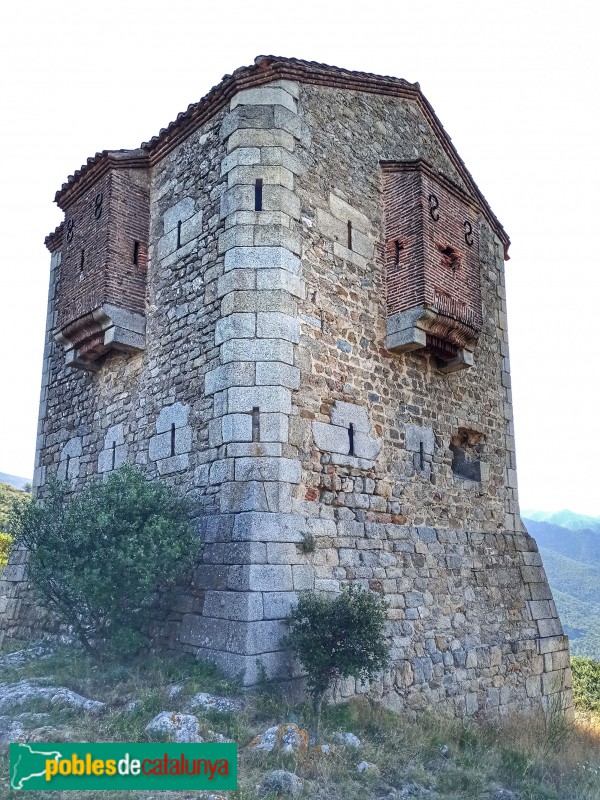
[0,642,599,799]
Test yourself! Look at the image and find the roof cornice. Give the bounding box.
[53,56,509,257]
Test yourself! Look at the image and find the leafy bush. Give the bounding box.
[0,532,13,567]
[571,656,600,712]
[8,466,199,657]
[285,586,389,736]
[0,483,28,568]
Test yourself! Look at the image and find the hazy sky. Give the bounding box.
[0,1,598,513]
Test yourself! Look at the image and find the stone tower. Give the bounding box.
[1,56,572,718]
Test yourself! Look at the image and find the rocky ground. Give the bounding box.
[0,642,599,799]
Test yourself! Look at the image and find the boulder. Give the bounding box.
[187,692,242,714]
[145,711,203,743]
[259,770,303,797]
[249,722,308,752]
[0,681,104,714]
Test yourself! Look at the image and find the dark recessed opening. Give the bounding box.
[170,423,176,457]
[251,407,260,442]
[111,441,116,470]
[450,428,484,481]
[347,220,353,250]
[348,423,355,456]
[394,240,403,266]
[439,244,460,272]
[426,334,459,361]
[255,179,263,211]
[133,241,140,265]
[176,221,182,249]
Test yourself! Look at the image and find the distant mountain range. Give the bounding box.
[523,511,600,659]
[0,472,31,491]
[523,508,600,533]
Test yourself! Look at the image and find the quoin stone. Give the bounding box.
[0,56,572,720]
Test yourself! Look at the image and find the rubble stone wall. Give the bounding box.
[0,73,572,720]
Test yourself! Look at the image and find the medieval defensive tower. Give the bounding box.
[1,56,572,718]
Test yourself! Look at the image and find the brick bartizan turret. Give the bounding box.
[0,56,572,719]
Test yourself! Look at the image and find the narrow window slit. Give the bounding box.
[170,423,176,457]
[254,179,263,211]
[251,407,260,442]
[347,220,353,250]
[133,241,140,265]
[65,454,71,478]
[111,441,116,470]
[394,240,403,266]
[176,221,182,249]
[419,441,425,471]
[348,423,355,456]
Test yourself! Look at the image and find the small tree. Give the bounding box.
[9,466,198,658]
[285,586,389,737]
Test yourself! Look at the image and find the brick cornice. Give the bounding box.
[55,150,149,211]
[44,222,64,253]
[380,159,507,254]
[51,56,509,257]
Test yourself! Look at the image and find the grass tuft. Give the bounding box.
[0,642,599,799]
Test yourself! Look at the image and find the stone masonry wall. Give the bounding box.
[0,109,230,641]
[178,80,313,684]
[278,82,572,717]
[0,67,572,720]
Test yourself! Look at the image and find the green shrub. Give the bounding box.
[571,655,600,712]
[0,482,29,530]
[285,586,389,737]
[8,466,199,658]
[0,532,13,567]
[0,483,27,569]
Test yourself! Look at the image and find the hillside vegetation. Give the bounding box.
[524,516,600,659]
[0,481,29,567]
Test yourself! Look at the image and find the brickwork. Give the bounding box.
[0,57,572,720]
[383,163,483,337]
[55,161,150,369]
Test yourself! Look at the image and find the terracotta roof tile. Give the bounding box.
[52,55,509,255]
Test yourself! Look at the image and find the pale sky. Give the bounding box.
[0,1,598,514]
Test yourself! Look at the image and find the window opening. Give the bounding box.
[439,244,460,272]
[254,179,263,211]
[394,240,403,266]
[251,407,260,442]
[348,423,355,456]
[170,423,176,457]
[450,428,484,481]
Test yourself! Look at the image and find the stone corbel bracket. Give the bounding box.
[55,303,146,372]
[386,305,475,373]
